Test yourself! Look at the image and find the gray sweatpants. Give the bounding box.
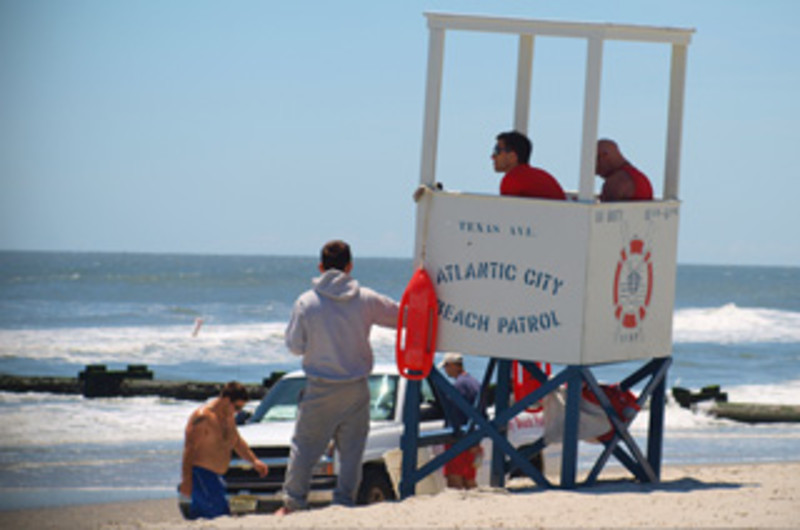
[282,376,370,510]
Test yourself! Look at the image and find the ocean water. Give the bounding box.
[1,251,799,510]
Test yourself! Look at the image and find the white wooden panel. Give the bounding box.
[582,201,680,363]
[416,193,680,365]
[420,192,589,364]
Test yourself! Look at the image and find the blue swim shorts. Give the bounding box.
[189,466,230,519]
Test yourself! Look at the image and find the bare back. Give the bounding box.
[600,168,636,201]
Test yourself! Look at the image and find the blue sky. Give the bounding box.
[1,0,798,266]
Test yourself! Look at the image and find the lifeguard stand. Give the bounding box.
[399,13,693,494]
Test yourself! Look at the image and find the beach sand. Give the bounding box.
[2,462,798,529]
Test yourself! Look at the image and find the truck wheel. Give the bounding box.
[357,465,396,505]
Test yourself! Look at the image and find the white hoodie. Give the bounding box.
[284,269,399,381]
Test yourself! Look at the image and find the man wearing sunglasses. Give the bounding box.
[493,130,566,200]
[179,381,269,519]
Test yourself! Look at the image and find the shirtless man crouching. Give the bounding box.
[179,381,268,519]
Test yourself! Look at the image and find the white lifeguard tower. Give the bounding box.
[399,13,693,493]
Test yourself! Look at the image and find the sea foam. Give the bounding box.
[673,304,800,344]
[2,304,798,368]
[0,392,196,446]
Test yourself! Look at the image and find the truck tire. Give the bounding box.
[356,465,396,505]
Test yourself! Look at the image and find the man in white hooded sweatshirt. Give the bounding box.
[280,240,399,514]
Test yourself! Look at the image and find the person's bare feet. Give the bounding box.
[275,506,293,516]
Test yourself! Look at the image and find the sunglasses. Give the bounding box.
[492,145,510,156]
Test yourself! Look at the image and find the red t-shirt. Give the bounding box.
[500,164,566,200]
[622,164,653,200]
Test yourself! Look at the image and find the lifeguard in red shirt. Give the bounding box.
[492,131,566,200]
[595,138,654,201]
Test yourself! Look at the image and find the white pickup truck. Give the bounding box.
[224,364,550,509]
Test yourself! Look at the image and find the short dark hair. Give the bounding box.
[320,240,352,271]
[220,381,248,402]
[497,131,532,164]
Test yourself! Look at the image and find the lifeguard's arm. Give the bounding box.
[413,182,443,202]
[413,185,430,202]
[600,169,635,201]
[232,428,269,477]
[180,410,206,496]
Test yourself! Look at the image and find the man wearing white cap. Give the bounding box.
[439,353,482,489]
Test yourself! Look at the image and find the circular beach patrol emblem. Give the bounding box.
[613,238,653,329]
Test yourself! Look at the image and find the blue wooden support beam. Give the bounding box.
[413,427,488,485]
[634,358,671,408]
[491,360,511,487]
[441,368,548,485]
[505,437,546,475]
[620,357,667,391]
[400,357,669,497]
[518,360,549,383]
[647,358,670,478]
[399,378,421,498]
[494,367,572,426]
[561,366,583,488]
[413,366,550,490]
[403,369,490,494]
[583,358,670,485]
[582,367,656,483]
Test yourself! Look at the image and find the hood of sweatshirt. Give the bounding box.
[312,269,360,301]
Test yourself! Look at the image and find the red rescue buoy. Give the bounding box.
[396,268,438,380]
[512,360,551,412]
[582,383,640,442]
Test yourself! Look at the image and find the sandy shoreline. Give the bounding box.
[2,462,798,529]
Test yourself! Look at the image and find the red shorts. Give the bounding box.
[443,444,478,480]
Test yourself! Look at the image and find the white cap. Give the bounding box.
[438,352,463,368]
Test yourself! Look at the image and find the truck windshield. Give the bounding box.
[249,374,399,423]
